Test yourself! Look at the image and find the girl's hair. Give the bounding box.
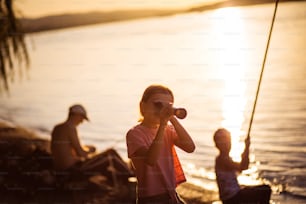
[140,84,174,103]
[138,84,174,121]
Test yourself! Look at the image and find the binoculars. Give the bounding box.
[153,101,187,119]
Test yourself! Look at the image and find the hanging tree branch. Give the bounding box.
[0,0,29,92]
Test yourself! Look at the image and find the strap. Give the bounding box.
[156,146,186,203]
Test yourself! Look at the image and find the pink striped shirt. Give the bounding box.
[126,124,186,198]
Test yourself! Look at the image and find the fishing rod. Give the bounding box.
[246,0,280,140]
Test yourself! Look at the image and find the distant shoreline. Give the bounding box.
[20,0,305,33]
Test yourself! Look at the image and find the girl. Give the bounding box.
[126,85,195,204]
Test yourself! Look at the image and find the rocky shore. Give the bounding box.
[0,119,218,204]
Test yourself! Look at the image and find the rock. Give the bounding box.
[0,123,136,203]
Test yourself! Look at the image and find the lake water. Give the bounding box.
[1,1,305,203]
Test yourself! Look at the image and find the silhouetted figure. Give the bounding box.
[126,85,195,204]
[214,128,271,204]
[51,104,132,186]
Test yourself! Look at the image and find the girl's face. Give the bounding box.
[141,93,173,127]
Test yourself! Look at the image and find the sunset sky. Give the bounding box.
[15,0,222,18]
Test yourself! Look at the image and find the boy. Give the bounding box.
[214,128,271,204]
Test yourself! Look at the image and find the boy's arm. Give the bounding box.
[218,138,249,172]
[69,128,90,159]
[216,156,240,171]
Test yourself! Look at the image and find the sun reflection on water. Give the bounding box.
[211,7,248,162]
[206,8,266,188]
[184,7,262,192]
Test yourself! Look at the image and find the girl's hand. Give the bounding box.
[159,103,173,125]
